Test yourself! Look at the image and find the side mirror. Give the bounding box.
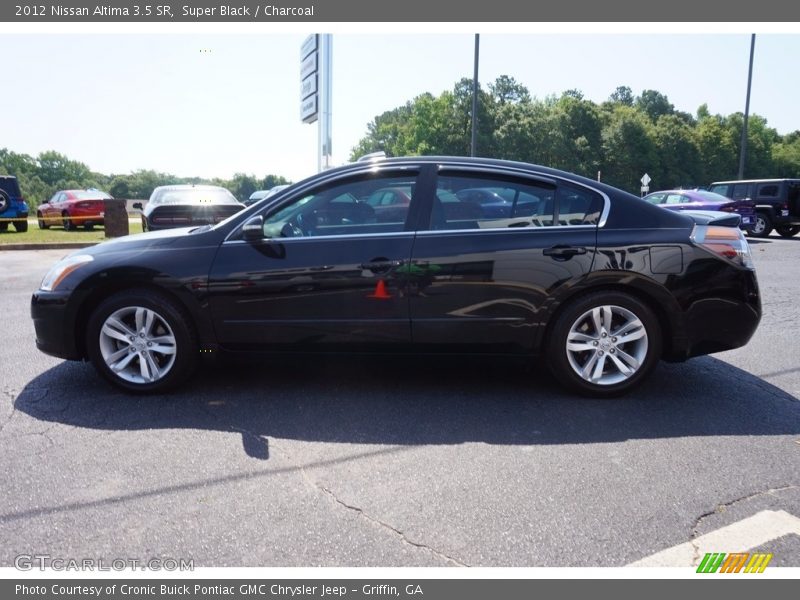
[132,202,143,210]
[242,215,265,241]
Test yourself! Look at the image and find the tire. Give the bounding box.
[546,291,662,397]
[62,211,74,231]
[775,225,800,238]
[750,212,772,238]
[38,212,49,229]
[86,289,198,393]
[0,222,8,232]
[84,223,94,231]
[13,219,28,233]
[0,192,9,213]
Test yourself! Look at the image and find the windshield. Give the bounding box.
[151,188,238,205]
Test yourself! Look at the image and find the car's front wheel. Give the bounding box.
[547,291,661,397]
[38,212,49,229]
[750,212,772,238]
[62,211,74,231]
[86,289,198,393]
[13,219,28,232]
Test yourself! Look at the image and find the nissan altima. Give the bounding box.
[31,157,761,397]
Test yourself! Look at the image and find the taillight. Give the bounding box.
[691,225,755,270]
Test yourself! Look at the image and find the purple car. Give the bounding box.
[643,190,755,231]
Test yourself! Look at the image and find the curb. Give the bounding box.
[0,243,97,251]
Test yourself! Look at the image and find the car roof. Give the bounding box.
[153,184,229,191]
[331,155,639,202]
[710,178,799,184]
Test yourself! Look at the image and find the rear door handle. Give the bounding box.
[543,245,587,258]
[360,258,404,272]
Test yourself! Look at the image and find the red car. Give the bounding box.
[37,189,112,231]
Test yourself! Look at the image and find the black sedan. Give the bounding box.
[138,184,244,231]
[31,157,761,397]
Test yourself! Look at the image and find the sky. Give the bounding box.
[2,29,800,184]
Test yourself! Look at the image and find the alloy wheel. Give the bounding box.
[565,304,649,386]
[98,306,177,384]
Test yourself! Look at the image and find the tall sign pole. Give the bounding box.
[319,34,333,171]
[738,34,756,180]
[470,34,480,157]
[300,34,333,173]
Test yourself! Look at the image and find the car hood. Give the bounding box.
[75,226,218,258]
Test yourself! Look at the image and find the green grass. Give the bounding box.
[0,218,144,245]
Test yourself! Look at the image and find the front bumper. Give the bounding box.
[31,290,82,360]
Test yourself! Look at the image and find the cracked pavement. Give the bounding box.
[1,241,799,567]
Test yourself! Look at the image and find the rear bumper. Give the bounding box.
[666,269,761,360]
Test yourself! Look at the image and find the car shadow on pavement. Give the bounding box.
[13,353,800,459]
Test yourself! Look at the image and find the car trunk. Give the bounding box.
[149,204,243,227]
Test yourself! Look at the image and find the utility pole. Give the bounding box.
[738,34,755,180]
[471,34,480,157]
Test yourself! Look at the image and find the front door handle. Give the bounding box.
[543,245,587,259]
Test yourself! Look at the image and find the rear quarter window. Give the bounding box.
[756,183,780,198]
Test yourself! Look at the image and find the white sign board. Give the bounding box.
[300,34,317,60]
[641,173,651,187]
[300,53,317,80]
[300,34,319,124]
[301,94,318,124]
[301,73,317,100]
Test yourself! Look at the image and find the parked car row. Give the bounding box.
[643,178,800,238]
[31,156,761,398]
[642,189,756,232]
[709,178,800,238]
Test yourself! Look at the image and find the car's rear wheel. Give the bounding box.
[547,291,661,397]
[750,212,772,237]
[13,219,28,233]
[62,211,74,231]
[776,225,800,238]
[86,289,198,393]
[0,192,8,213]
[0,222,8,232]
[37,212,49,229]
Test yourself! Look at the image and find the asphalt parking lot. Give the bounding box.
[1,236,799,568]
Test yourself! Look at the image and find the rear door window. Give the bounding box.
[430,172,602,230]
[732,183,751,200]
[756,183,780,198]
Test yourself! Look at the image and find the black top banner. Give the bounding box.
[3,0,800,22]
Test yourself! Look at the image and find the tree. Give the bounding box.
[636,90,674,123]
[488,75,530,105]
[600,105,658,192]
[609,86,634,106]
[653,114,703,188]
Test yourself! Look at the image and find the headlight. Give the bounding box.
[40,255,94,291]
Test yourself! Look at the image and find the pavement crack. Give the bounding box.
[317,484,470,567]
[269,440,468,567]
[0,386,21,435]
[689,484,799,565]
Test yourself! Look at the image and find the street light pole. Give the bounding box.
[738,34,755,180]
[471,34,480,157]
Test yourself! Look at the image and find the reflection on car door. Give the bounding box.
[207,167,431,350]
[408,168,601,353]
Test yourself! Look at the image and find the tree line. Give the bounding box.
[0,148,289,209]
[351,77,800,194]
